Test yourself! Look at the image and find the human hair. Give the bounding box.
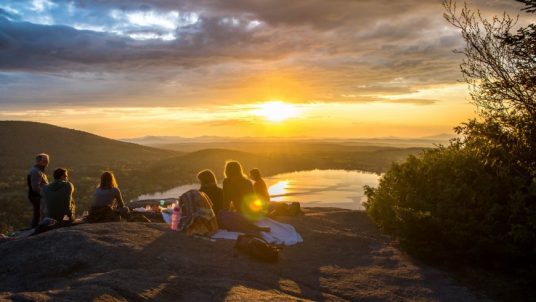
[250,168,262,181]
[99,171,118,189]
[53,168,68,180]
[35,153,49,164]
[224,161,245,179]
[197,169,217,186]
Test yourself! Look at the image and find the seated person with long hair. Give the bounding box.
[198,169,224,214]
[199,166,269,234]
[87,171,128,222]
[250,168,270,203]
[223,161,256,215]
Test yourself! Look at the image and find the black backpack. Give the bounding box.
[235,234,280,263]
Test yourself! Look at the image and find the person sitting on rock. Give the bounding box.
[198,169,224,214]
[197,168,269,234]
[250,168,270,203]
[87,171,128,222]
[222,161,256,216]
[41,168,75,223]
[221,162,270,233]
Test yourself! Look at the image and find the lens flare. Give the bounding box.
[240,194,269,221]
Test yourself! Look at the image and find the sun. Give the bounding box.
[253,101,299,122]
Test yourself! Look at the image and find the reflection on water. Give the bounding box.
[268,180,290,198]
[265,170,379,210]
[136,169,380,210]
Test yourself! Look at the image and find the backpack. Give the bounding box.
[235,234,280,263]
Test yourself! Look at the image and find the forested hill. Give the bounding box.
[0,121,424,232]
[0,121,178,232]
[0,121,177,169]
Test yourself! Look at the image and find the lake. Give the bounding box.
[135,169,380,210]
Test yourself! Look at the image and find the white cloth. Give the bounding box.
[211,218,303,246]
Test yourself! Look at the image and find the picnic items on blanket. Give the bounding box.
[212,218,303,246]
[176,189,218,236]
[269,202,303,217]
[235,234,280,263]
[171,204,181,231]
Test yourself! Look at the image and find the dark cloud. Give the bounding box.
[0,16,289,72]
[0,0,529,107]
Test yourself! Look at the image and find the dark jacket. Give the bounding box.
[223,177,254,215]
[41,180,75,221]
[27,165,48,198]
[200,184,224,214]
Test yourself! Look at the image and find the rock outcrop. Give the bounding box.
[0,208,477,301]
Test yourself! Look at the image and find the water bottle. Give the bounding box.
[171,203,181,231]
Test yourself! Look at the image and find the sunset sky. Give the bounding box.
[0,0,526,139]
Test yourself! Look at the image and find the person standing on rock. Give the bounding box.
[27,153,49,228]
[41,168,75,222]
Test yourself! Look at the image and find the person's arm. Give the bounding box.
[68,183,75,221]
[246,179,254,195]
[260,180,270,202]
[115,188,125,208]
[222,180,231,211]
[253,181,265,198]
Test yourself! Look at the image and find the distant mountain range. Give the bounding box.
[121,133,456,148]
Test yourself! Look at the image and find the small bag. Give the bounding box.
[235,234,280,262]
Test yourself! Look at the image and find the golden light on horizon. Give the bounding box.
[253,101,299,122]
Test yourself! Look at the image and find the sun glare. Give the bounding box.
[268,180,290,201]
[254,101,299,122]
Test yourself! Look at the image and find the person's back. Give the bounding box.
[197,169,224,214]
[42,168,75,222]
[88,171,127,223]
[223,176,254,215]
[28,165,48,197]
[199,184,224,214]
[27,153,49,228]
[93,187,124,208]
[250,169,270,203]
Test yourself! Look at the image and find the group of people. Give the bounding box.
[197,162,271,234]
[27,153,273,233]
[27,153,127,228]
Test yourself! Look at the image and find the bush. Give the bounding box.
[364,0,536,273]
[364,142,536,270]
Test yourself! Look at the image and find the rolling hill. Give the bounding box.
[0,121,177,169]
[0,121,425,233]
[0,121,178,232]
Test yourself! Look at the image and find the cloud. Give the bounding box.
[0,0,528,107]
[382,98,439,106]
[206,119,257,127]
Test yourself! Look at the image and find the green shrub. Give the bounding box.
[364,143,536,269]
